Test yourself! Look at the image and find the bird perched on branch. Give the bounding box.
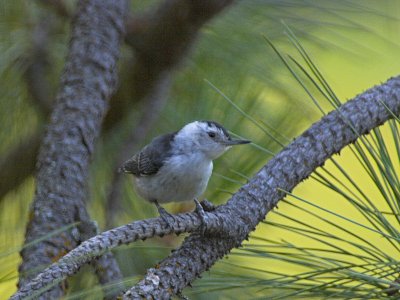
[119,120,250,225]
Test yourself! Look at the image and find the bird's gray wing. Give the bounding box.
[119,132,176,176]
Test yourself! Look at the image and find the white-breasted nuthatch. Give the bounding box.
[119,120,250,223]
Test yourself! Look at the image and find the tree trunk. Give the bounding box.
[18,0,127,298]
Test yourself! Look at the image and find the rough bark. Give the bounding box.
[17,0,127,298]
[125,76,400,298]
[11,214,202,300]
[11,76,400,299]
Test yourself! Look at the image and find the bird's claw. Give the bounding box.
[154,201,175,228]
[200,199,216,212]
[194,198,209,235]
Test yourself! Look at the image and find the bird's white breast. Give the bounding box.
[134,153,213,204]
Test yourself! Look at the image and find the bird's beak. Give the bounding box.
[224,139,251,146]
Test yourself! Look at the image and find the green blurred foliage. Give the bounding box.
[1,0,400,298]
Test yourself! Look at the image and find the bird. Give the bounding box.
[119,120,251,225]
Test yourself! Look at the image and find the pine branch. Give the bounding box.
[125,76,400,298]
[17,0,128,298]
[11,76,400,299]
[11,213,203,300]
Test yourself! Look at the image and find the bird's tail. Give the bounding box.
[117,166,127,173]
[118,158,136,174]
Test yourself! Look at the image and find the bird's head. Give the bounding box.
[174,120,251,160]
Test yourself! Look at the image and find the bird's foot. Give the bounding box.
[200,198,216,212]
[194,198,209,235]
[154,201,175,229]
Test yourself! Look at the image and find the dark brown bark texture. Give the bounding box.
[18,0,127,298]
[11,76,400,300]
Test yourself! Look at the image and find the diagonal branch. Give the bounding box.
[11,76,400,299]
[17,0,128,298]
[10,213,203,300]
[12,208,248,299]
[125,76,400,298]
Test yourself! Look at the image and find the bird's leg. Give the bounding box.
[194,198,209,235]
[200,198,216,212]
[194,198,206,219]
[154,201,175,228]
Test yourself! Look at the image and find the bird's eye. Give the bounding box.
[208,132,216,138]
